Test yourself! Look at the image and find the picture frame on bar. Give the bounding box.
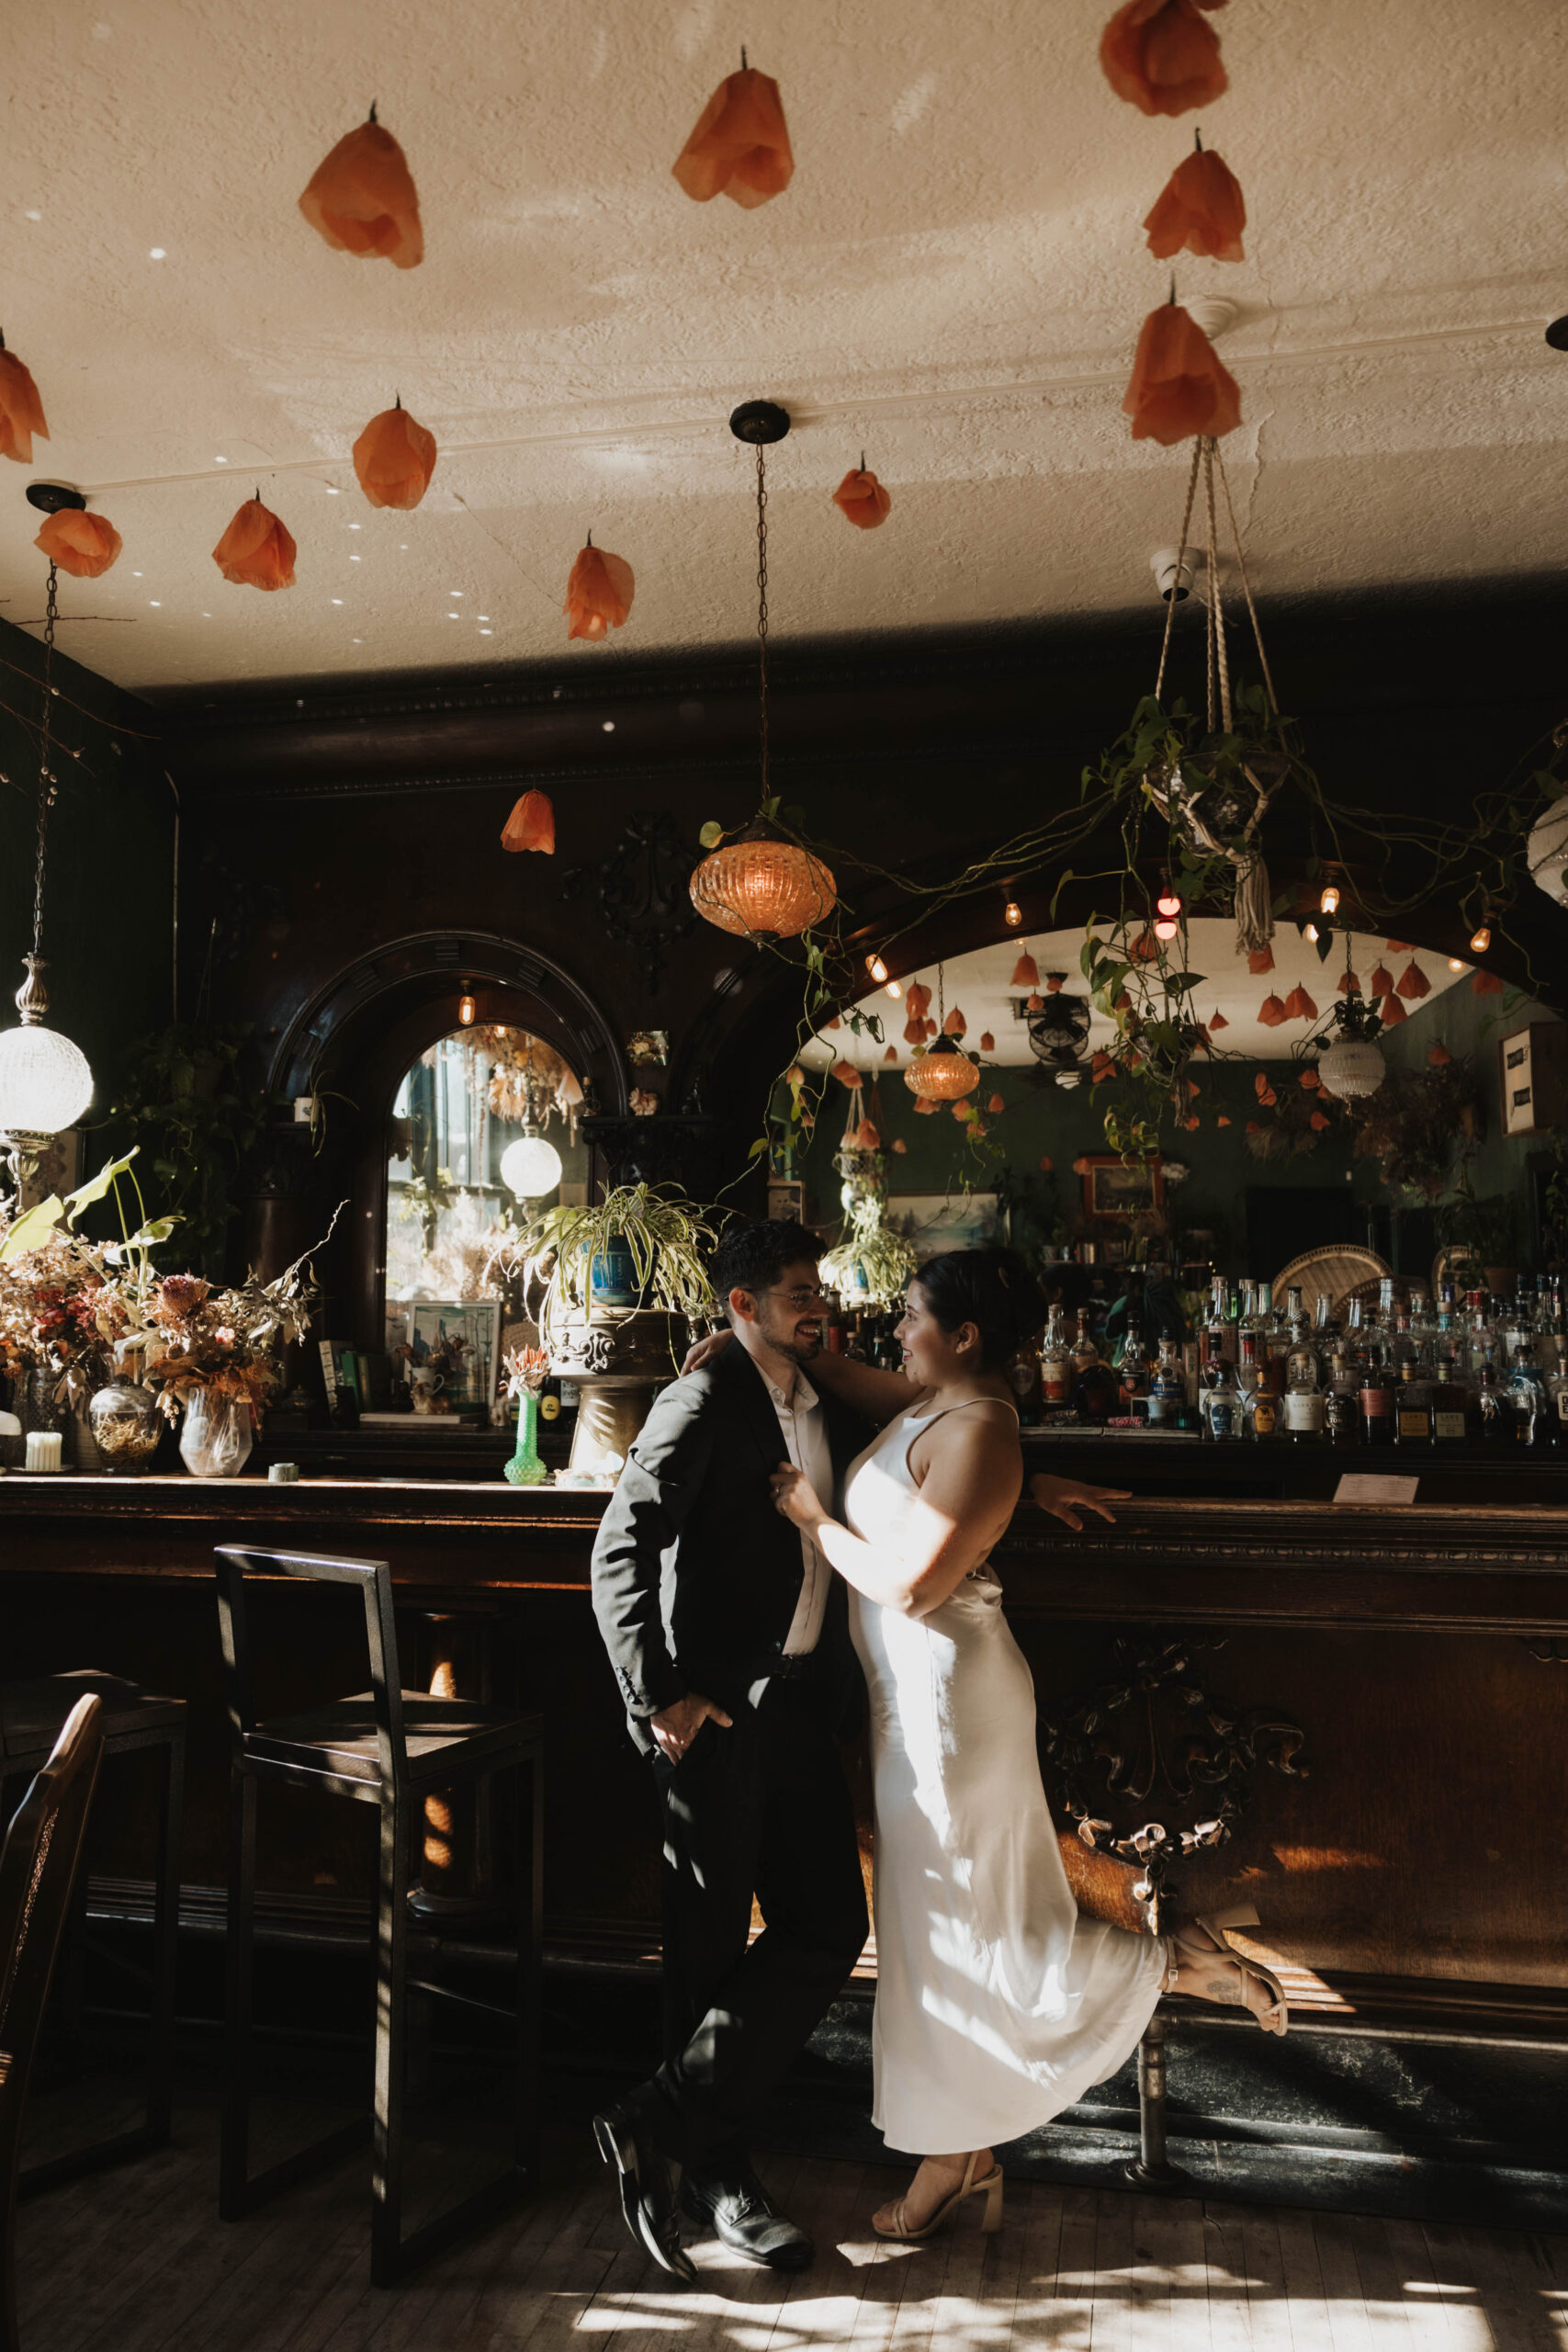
[885,1193,1000,1261]
[1080,1155,1165,1221]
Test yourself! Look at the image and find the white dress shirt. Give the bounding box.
[762,1366,835,1655]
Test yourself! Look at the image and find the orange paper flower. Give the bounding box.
[924,1019,939,1038]
[1336,969,1361,996]
[1144,143,1246,263]
[1298,1067,1321,1090]
[1309,1112,1330,1132]
[824,1015,841,1030]
[987,1092,1006,1115]
[1281,985,1318,1021]
[352,399,436,510]
[883,1046,897,1063]
[1247,947,1274,977]
[892,1136,908,1153]
[1010,952,1040,989]
[906,981,931,1019]
[1039,1155,1054,1172]
[672,67,793,208]
[299,113,423,267]
[943,1007,967,1036]
[1427,1042,1452,1067]
[1028,993,1047,1012]
[1123,300,1241,445]
[1100,0,1228,117]
[951,1100,972,1123]
[832,1060,863,1088]
[853,1117,880,1149]
[212,497,296,590]
[979,1031,996,1052]
[1386,940,1414,952]
[1369,964,1393,998]
[501,789,556,854]
[1380,993,1407,1027]
[1472,969,1505,996]
[34,508,120,579]
[832,469,892,529]
[1216,1114,1232,1127]
[1394,959,1430,1001]
[1254,1072,1277,1103]
[1257,994,1286,1027]
[1245,1120,1262,1135]
[1046,973,1065,992]
[564,541,635,642]
[913,1095,937,1115]
[1208,1008,1230,1030]
[0,339,49,463]
[903,1018,926,1045]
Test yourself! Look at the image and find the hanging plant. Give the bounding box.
[1351,1059,1482,1200]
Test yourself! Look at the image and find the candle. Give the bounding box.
[25,1430,63,1473]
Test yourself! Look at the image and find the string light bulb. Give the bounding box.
[1319,884,1341,916]
[866,955,888,983]
[1304,922,1319,944]
[885,980,902,1000]
[1449,957,1465,972]
[1470,921,1492,954]
[1003,900,1022,928]
[457,992,476,1026]
[1155,888,1182,919]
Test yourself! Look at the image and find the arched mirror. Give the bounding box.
[383,1023,586,1408]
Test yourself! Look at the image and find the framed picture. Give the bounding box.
[885,1192,1000,1261]
[391,1299,502,1410]
[1079,1155,1165,1221]
[767,1179,807,1225]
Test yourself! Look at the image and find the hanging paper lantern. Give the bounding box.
[690,826,837,938]
[672,65,794,207]
[902,1017,926,1045]
[1427,1042,1452,1066]
[1369,964,1393,998]
[904,1040,978,1101]
[1281,985,1319,1021]
[1144,144,1246,263]
[212,497,296,590]
[1318,1037,1385,1097]
[1247,947,1274,976]
[987,1092,1006,1114]
[352,400,436,510]
[1394,960,1430,1001]
[299,112,423,267]
[501,790,555,853]
[1010,952,1040,989]
[1472,969,1506,996]
[1123,301,1241,445]
[0,337,49,463]
[831,1060,863,1089]
[33,509,121,578]
[1336,969,1361,996]
[883,1045,897,1063]
[906,981,931,1019]
[943,1007,967,1036]
[832,469,892,529]
[1380,992,1407,1027]
[1257,993,1286,1027]
[565,541,635,641]
[1100,0,1229,116]
[1208,1008,1230,1030]
[979,1031,996,1052]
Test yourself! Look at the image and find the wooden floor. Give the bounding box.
[14,2088,1568,2350]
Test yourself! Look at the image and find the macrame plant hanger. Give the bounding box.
[1152,432,1282,960]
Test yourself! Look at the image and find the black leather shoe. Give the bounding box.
[593,2101,696,2282]
[681,2159,814,2270]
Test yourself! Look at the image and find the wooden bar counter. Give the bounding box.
[2,1463,1566,2039]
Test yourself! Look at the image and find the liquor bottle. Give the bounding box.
[1359,1376,1396,1445]
[1040,1306,1074,1414]
[1071,1307,1100,1381]
[1240,1336,1278,1438]
[1429,1353,1469,1446]
[1118,1314,1152,1416]
[1147,1338,1185,1429]
[1281,1385,1325,1442]
[1007,1335,1044,1428]
[1394,1358,1432,1446]
[1472,1347,1509,1442]
[1072,1349,1122,1424]
[1324,1350,1359,1445]
[1284,1292,1320,1395]
[1547,1343,1568,1443]
[1506,1341,1551,1448]
[1259,1282,1289,1396]
[1202,1358,1243,1441]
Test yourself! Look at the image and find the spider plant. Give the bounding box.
[512,1183,721,1357]
[821,1199,918,1307]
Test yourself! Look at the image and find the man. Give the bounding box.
[590,1218,870,2282]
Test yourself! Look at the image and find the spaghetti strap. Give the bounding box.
[903,1396,1018,1480]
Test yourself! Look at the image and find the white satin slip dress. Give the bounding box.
[843,1397,1167,2154]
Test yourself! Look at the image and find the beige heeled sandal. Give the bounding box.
[872,2150,1004,2242]
[1169,1901,1289,2038]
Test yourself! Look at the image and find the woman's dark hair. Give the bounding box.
[711,1216,822,1310]
[913,1247,1049,1373]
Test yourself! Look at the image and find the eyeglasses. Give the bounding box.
[762,1286,831,1309]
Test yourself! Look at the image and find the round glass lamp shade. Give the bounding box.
[1526,793,1568,906]
[0,1021,95,1138]
[501,1130,563,1199]
[903,1039,979,1101]
[690,837,837,939]
[1316,1037,1386,1100]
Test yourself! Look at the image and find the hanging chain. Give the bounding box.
[755,442,770,808]
[1202,437,1234,734]
[31,561,59,964]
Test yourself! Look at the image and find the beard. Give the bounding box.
[771,1320,823,1367]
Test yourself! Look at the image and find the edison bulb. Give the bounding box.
[502,1131,563,1198]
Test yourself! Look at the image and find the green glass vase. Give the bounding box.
[503,1387,547,1486]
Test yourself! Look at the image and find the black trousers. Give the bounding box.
[641,1673,868,2169]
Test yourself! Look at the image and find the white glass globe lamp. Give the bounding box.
[501,1128,563,1200]
[1317,1036,1385,1099]
[0,956,94,1173]
[1526,794,1568,906]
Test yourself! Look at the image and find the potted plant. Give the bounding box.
[513,1183,720,1358]
[1436,1177,1519,1295]
[821,1200,918,1306]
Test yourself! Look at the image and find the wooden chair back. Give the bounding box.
[0,1694,105,2352]
[214,1546,407,1785]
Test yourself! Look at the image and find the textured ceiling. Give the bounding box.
[1,0,1563,694]
[804,922,1468,1070]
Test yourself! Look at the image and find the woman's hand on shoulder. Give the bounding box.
[1029,1472,1130,1531]
[681,1326,734,1376]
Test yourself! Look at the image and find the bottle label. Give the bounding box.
[1432,1410,1466,1441]
[1325,1391,1356,1433]
[1397,1409,1428,1439]
[1208,1401,1235,1438]
[1284,1393,1325,1432]
[1250,1398,1278,1437]
[1043,1367,1070,1403]
[1360,1388,1393,1414]
[540,1394,561,1421]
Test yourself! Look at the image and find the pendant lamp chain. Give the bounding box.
[31,562,60,973]
[754,442,771,805]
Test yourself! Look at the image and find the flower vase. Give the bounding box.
[179,1390,254,1479]
[503,1388,547,1486]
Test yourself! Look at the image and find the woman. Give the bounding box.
[712,1248,1286,2241]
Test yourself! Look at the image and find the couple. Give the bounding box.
[590,1218,1286,2280]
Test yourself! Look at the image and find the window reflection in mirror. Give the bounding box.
[385,1024,585,1340]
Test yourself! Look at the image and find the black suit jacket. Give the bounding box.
[590,1344,870,1752]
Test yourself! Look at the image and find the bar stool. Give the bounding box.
[213,1545,544,2288]
[0,1669,186,2197]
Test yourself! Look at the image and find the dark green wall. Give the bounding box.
[0,615,172,1169]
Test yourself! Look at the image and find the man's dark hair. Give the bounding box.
[711,1217,822,1317]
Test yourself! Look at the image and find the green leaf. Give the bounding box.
[747,1136,769,1161]
[0,1195,66,1260]
[62,1148,140,1229]
[698,820,723,849]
